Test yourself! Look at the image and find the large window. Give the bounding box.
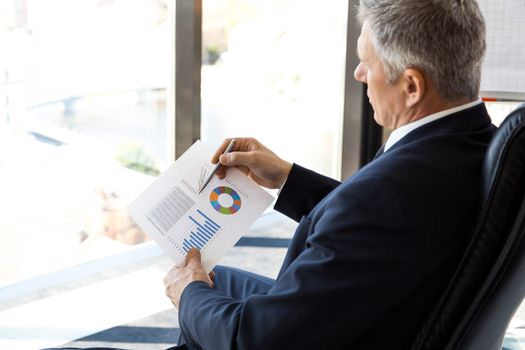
[201,0,349,178]
[485,100,524,127]
[0,0,170,287]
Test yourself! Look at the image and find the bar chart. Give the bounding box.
[182,209,221,253]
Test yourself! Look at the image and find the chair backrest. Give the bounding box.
[411,103,525,350]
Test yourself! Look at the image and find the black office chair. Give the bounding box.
[411,103,525,350]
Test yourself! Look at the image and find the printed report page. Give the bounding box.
[128,140,274,272]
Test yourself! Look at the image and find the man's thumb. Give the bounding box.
[186,248,201,265]
[220,152,253,166]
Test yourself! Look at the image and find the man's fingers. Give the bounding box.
[163,265,179,285]
[208,271,215,288]
[216,166,227,179]
[216,164,250,180]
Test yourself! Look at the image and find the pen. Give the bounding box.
[198,139,237,194]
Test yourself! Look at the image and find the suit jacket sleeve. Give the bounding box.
[178,173,424,349]
[274,163,341,222]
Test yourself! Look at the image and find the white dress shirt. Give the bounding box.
[384,99,483,152]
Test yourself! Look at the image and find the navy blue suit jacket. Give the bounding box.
[179,103,495,349]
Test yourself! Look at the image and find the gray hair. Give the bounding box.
[358,0,486,101]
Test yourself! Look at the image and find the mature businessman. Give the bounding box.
[50,1,494,349]
[163,0,494,349]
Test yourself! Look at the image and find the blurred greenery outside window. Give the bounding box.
[0,0,169,287]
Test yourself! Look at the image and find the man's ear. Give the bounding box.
[402,68,426,108]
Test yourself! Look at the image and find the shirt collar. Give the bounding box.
[384,98,483,152]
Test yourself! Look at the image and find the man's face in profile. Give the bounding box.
[354,24,406,130]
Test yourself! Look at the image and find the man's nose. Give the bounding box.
[354,63,367,83]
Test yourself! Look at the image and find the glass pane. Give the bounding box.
[0,0,169,286]
[201,0,348,178]
[485,100,524,127]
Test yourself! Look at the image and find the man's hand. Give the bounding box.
[212,137,292,189]
[164,248,214,309]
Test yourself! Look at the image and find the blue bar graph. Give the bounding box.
[182,209,221,253]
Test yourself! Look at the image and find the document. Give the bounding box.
[128,140,274,272]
